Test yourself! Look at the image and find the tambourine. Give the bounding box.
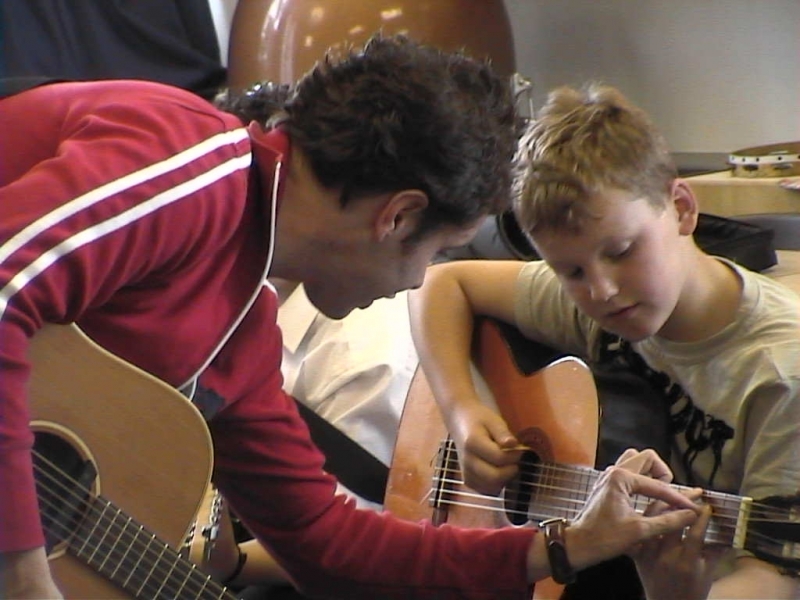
[728,141,800,178]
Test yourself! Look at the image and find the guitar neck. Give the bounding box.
[528,462,750,548]
[36,452,236,600]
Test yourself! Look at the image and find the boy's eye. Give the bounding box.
[609,243,633,259]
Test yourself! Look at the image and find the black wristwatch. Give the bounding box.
[540,518,577,585]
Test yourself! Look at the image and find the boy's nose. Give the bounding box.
[588,271,619,302]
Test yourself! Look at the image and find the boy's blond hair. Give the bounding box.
[512,83,677,235]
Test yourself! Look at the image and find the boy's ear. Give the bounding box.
[671,179,699,236]
[375,189,429,242]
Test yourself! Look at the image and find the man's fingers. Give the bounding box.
[623,471,702,513]
[614,448,673,482]
[616,448,639,463]
[642,498,670,518]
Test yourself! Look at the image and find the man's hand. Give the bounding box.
[565,448,703,572]
[1,547,63,599]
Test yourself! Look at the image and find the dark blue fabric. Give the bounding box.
[0,0,226,99]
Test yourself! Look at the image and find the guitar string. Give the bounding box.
[433,459,792,527]
[428,475,788,552]
[435,433,795,554]
[33,450,233,599]
[430,462,793,549]
[432,472,792,551]
[425,488,790,557]
[33,482,230,600]
[33,438,794,597]
[34,458,229,600]
[437,440,789,525]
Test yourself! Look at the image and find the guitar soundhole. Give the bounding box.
[503,450,540,526]
[34,431,98,554]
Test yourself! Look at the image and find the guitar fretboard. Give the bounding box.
[431,440,751,549]
[71,496,232,599]
[526,462,749,548]
[36,452,236,600]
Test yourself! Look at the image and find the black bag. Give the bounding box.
[443,210,777,272]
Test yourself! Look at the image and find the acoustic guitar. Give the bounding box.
[385,319,800,598]
[385,318,599,600]
[29,324,237,599]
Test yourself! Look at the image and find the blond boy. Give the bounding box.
[411,83,800,599]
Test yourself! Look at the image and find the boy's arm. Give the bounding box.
[635,537,799,600]
[409,259,538,494]
[709,557,799,599]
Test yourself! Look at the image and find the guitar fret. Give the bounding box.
[89,505,122,568]
[122,531,155,591]
[62,494,234,600]
[69,499,153,595]
[135,540,170,598]
[74,501,112,557]
[108,521,141,580]
[529,462,757,549]
[100,514,153,588]
[155,552,194,600]
[429,434,798,576]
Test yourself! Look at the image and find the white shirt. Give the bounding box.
[277,284,418,510]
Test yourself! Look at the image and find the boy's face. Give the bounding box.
[531,186,693,342]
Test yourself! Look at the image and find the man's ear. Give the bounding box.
[375,190,429,242]
[671,179,699,236]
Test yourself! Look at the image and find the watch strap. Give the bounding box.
[540,517,577,585]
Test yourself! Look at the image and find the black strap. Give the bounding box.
[294,400,389,505]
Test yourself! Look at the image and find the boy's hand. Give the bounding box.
[445,401,523,495]
[633,503,725,600]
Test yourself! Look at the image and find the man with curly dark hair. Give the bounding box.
[0,35,699,599]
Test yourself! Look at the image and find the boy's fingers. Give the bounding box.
[683,504,713,549]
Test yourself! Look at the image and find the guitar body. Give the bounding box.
[386,318,800,591]
[29,325,213,599]
[385,319,599,599]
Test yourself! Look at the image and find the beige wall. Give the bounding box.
[506,0,800,154]
[209,0,799,154]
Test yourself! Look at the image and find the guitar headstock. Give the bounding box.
[745,494,800,573]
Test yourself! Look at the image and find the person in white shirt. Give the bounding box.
[272,278,418,510]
